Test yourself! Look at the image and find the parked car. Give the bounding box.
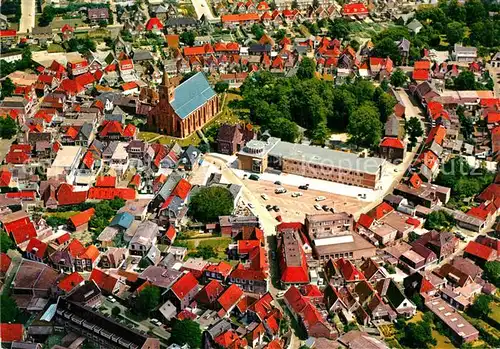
[315,196,326,201]
[249,174,260,181]
[273,205,280,212]
[275,187,287,194]
[276,291,285,298]
[299,184,309,190]
[266,204,272,211]
[274,181,282,185]
[291,192,303,197]
[261,194,269,200]
[322,205,329,211]
[455,232,466,241]
[314,204,322,210]
[248,203,254,209]
[107,296,116,303]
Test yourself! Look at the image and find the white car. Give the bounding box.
[261,194,269,200]
[315,196,326,201]
[276,291,285,298]
[291,192,303,197]
[107,296,116,303]
[314,204,322,210]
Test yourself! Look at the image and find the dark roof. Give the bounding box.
[165,17,197,27]
[67,280,101,304]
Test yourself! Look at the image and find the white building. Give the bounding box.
[46,146,83,183]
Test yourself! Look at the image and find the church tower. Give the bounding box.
[159,70,174,102]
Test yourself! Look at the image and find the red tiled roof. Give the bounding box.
[237,240,260,255]
[300,284,323,298]
[467,207,489,221]
[464,241,495,261]
[206,261,233,278]
[5,145,31,164]
[357,213,374,229]
[420,277,435,294]
[487,111,500,124]
[5,191,35,200]
[410,173,422,189]
[0,323,24,342]
[335,258,365,281]
[164,225,176,241]
[0,169,12,187]
[172,178,191,200]
[406,217,421,228]
[370,202,394,220]
[123,124,136,137]
[215,329,242,348]
[100,120,124,137]
[61,24,74,33]
[74,72,95,86]
[419,150,438,169]
[412,69,430,81]
[342,3,368,14]
[57,183,88,206]
[414,60,431,70]
[283,286,307,314]
[96,176,117,188]
[196,279,225,305]
[56,233,70,245]
[26,238,48,259]
[129,173,141,188]
[221,13,260,22]
[67,239,86,258]
[88,187,136,200]
[218,284,244,311]
[58,272,84,292]
[171,272,199,300]
[121,82,138,91]
[0,30,17,37]
[90,268,119,293]
[478,184,500,202]
[6,218,37,245]
[380,137,404,149]
[60,79,85,95]
[0,253,11,274]
[69,208,95,228]
[146,17,164,30]
[82,151,95,169]
[80,245,99,263]
[425,125,446,145]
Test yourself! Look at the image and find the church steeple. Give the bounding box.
[159,70,174,102]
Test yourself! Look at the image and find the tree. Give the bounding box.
[189,187,234,223]
[347,102,382,149]
[296,57,316,80]
[469,294,493,319]
[251,24,265,40]
[327,18,351,40]
[483,261,500,287]
[376,91,396,123]
[98,19,108,28]
[1,78,15,98]
[192,245,217,259]
[446,21,465,46]
[372,37,401,63]
[424,210,455,230]
[399,320,437,349]
[380,79,389,92]
[405,117,423,148]
[39,5,55,26]
[390,69,408,88]
[454,71,477,90]
[112,306,121,316]
[181,71,198,83]
[0,294,21,322]
[268,117,300,143]
[312,0,319,8]
[349,39,360,51]
[0,231,14,253]
[214,81,229,93]
[170,319,202,348]
[45,216,67,228]
[465,0,486,26]
[180,31,196,46]
[291,0,298,9]
[275,29,286,41]
[0,117,18,139]
[134,285,160,316]
[310,121,329,145]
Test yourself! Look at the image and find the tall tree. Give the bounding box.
[0,231,14,253]
[180,31,196,46]
[189,187,234,223]
[372,37,401,63]
[469,294,493,319]
[0,117,18,139]
[483,261,500,287]
[134,285,160,316]
[296,57,316,80]
[376,91,396,123]
[251,24,265,40]
[1,78,15,98]
[347,102,382,149]
[405,117,423,148]
[170,320,202,348]
[454,71,477,90]
[390,69,408,88]
[327,18,350,40]
[446,21,466,46]
[0,294,21,322]
[465,0,486,25]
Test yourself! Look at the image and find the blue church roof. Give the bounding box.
[171,72,216,120]
[110,212,134,229]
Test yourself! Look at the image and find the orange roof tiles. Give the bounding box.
[69,208,95,228]
[58,272,84,292]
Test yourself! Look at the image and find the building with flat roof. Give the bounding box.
[46,146,82,183]
[237,138,385,189]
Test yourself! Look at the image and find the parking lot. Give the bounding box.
[243,179,368,221]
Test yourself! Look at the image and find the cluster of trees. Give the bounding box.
[180,31,196,46]
[415,0,500,50]
[449,71,494,91]
[405,117,424,148]
[170,319,202,348]
[1,0,21,23]
[189,245,217,259]
[424,210,455,230]
[435,157,494,200]
[469,294,493,319]
[395,312,437,349]
[0,117,18,139]
[189,186,234,223]
[0,294,21,322]
[238,62,396,148]
[64,38,97,54]
[89,197,126,237]
[0,49,33,79]
[483,261,500,287]
[134,285,160,316]
[0,231,14,253]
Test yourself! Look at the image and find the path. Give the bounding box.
[18,0,35,33]
[486,63,500,98]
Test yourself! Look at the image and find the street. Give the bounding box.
[19,0,36,33]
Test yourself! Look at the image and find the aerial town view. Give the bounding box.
[1,0,500,347]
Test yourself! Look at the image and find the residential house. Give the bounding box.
[168,271,201,311]
[129,221,159,256]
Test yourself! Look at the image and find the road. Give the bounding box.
[191,0,219,22]
[355,88,426,218]
[204,154,300,349]
[486,63,500,98]
[18,0,36,33]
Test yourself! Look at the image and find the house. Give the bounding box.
[87,8,109,23]
[0,324,25,343]
[217,123,256,155]
[89,268,121,295]
[414,230,458,262]
[99,247,128,269]
[342,3,368,19]
[145,17,164,33]
[57,271,85,293]
[0,252,13,283]
[277,229,309,287]
[25,238,49,262]
[196,279,225,308]
[407,19,423,34]
[463,241,497,265]
[217,284,244,317]
[168,271,201,311]
[129,220,159,256]
[66,280,102,308]
[380,137,406,163]
[205,261,233,282]
[359,258,387,284]
[74,245,100,272]
[376,278,416,317]
[453,44,477,62]
[338,331,387,349]
[68,208,95,232]
[491,52,500,68]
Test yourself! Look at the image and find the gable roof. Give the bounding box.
[170,272,199,300]
[218,284,244,312]
[464,241,496,261]
[196,279,225,305]
[89,268,119,293]
[0,323,24,342]
[58,271,84,292]
[170,72,217,120]
[26,238,48,259]
[69,208,95,228]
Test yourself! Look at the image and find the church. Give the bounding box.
[147,72,220,138]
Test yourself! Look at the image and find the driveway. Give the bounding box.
[19,0,36,33]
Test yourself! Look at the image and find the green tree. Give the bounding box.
[98,19,108,28]
[109,197,125,210]
[390,69,408,88]
[373,38,401,63]
[296,57,316,80]
[446,21,466,46]
[134,285,160,316]
[349,39,360,51]
[454,71,477,90]
[464,0,486,25]
[291,0,298,9]
[268,117,300,143]
[380,79,389,92]
[170,319,202,348]
[0,117,18,139]
[347,102,382,149]
[0,294,21,322]
[424,210,455,230]
[180,31,196,46]
[0,230,14,253]
[376,91,396,123]
[469,294,492,319]
[483,261,500,287]
[1,78,15,99]
[275,29,286,41]
[251,24,265,40]
[405,117,423,148]
[189,187,234,223]
[112,306,121,316]
[310,121,329,145]
[399,321,437,349]
[214,81,229,93]
[39,5,56,26]
[45,216,67,228]
[327,18,351,40]
[192,245,217,259]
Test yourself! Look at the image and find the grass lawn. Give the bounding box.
[47,43,65,53]
[44,211,79,219]
[490,302,500,323]
[51,17,85,30]
[178,236,232,261]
